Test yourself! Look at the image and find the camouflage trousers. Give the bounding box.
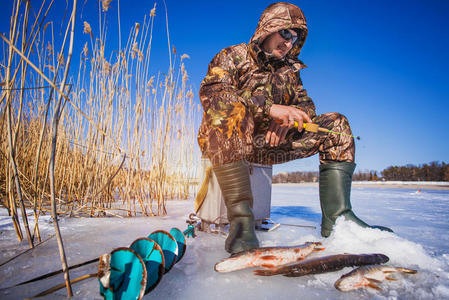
[198,111,355,167]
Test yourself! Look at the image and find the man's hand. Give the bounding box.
[265,104,312,146]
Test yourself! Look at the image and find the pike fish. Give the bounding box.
[253,253,389,277]
[334,265,418,291]
[214,242,324,273]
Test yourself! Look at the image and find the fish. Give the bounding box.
[253,253,389,277]
[214,242,324,273]
[334,265,418,291]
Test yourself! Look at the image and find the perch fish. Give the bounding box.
[334,265,417,291]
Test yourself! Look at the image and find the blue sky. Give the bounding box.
[2,0,448,174]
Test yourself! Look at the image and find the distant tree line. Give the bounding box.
[381,161,449,181]
[272,171,318,183]
[273,161,449,183]
[353,170,380,181]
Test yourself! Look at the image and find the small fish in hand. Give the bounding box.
[214,242,324,273]
[334,265,417,291]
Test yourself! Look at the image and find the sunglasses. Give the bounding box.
[278,29,298,44]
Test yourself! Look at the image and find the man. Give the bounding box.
[198,2,392,254]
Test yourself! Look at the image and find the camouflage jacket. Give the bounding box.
[198,2,317,149]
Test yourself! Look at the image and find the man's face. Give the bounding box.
[261,29,297,59]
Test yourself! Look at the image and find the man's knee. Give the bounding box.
[321,112,348,122]
[336,112,349,124]
[319,112,352,133]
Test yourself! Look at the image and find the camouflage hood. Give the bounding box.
[250,2,308,59]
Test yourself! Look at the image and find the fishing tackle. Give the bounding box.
[275,120,361,140]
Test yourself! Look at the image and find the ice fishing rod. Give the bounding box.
[275,120,361,140]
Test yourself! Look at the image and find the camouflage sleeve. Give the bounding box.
[291,71,317,119]
[246,94,272,122]
[199,45,268,123]
[199,47,246,111]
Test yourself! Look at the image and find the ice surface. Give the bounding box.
[0,184,448,299]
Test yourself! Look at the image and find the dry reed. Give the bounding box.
[0,0,200,246]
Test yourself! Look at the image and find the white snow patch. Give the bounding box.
[324,217,440,270]
[433,285,449,298]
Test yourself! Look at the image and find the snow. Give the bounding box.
[0,184,448,299]
[352,181,449,186]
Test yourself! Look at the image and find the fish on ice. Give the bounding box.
[214,242,324,273]
[334,265,418,291]
[253,253,389,277]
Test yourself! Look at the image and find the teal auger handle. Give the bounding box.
[183,225,196,238]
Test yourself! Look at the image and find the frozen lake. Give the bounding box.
[0,184,448,299]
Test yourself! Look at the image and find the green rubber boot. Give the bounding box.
[213,160,259,254]
[319,162,393,237]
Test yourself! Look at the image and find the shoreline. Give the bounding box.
[274,182,449,190]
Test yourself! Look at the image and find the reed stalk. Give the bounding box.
[47,0,77,295]
[1,0,200,242]
[5,0,34,248]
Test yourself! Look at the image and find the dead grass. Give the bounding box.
[1,0,200,244]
